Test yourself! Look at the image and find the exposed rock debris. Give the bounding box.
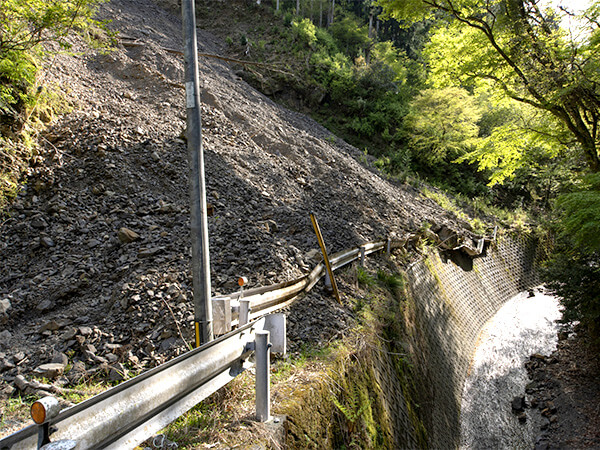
[525,327,600,449]
[0,0,483,437]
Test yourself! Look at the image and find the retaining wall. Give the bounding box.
[403,235,541,448]
[285,235,542,449]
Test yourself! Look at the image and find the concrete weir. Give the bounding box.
[404,236,544,449]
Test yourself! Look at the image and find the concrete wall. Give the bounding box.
[403,235,541,448]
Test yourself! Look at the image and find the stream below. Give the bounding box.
[459,289,561,449]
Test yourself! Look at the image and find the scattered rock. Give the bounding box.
[41,236,55,248]
[78,326,93,336]
[0,299,11,314]
[51,352,69,366]
[0,330,11,340]
[39,320,61,332]
[34,363,65,379]
[108,363,128,382]
[138,247,164,258]
[0,358,15,373]
[14,374,29,391]
[36,300,54,312]
[117,227,140,243]
[511,396,526,412]
[30,216,48,229]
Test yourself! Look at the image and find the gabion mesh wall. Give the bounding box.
[404,235,541,449]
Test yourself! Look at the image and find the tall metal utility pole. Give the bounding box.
[182,0,213,346]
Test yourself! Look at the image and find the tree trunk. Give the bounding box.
[319,0,323,26]
[297,0,300,15]
[365,12,374,64]
[276,0,280,11]
[329,0,335,26]
[581,138,600,172]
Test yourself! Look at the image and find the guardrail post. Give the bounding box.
[255,330,271,422]
[387,238,391,257]
[240,299,251,326]
[360,246,366,266]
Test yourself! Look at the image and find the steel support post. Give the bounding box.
[255,331,271,422]
[182,0,213,345]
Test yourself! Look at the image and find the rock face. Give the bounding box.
[0,0,482,421]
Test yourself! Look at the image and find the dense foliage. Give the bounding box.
[542,174,600,337]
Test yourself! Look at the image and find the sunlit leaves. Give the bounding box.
[382,0,600,174]
[0,0,104,114]
[403,87,481,164]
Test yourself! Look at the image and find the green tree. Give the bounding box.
[379,0,600,173]
[542,175,600,337]
[1,0,104,124]
[403,86,481,165]
[329,16,370,59]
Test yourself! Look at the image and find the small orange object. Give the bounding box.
[31,401,46,424]
[238,276,248,287]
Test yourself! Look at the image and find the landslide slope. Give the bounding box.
[0,0,476,423]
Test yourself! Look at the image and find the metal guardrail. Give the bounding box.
[0,319,271,450]
[212,240,388,334]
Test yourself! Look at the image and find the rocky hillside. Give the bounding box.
[0,0,479,434]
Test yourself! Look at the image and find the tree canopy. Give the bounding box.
[379,0,600,174]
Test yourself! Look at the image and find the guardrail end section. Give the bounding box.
[264,313,286,355]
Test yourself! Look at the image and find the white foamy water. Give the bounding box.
[460,289,561,449]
